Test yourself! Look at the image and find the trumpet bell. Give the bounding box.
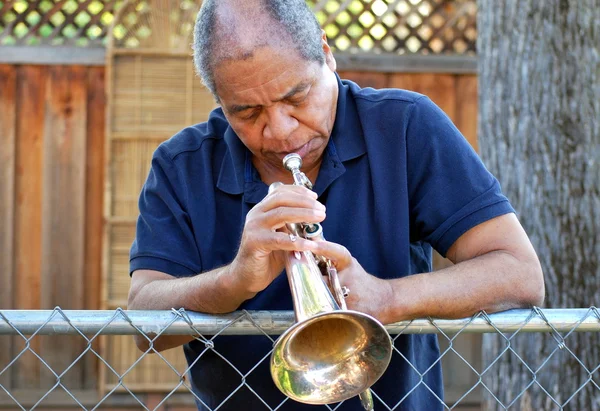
[271,310,392,405]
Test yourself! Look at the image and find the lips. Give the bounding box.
[276,141,311,158]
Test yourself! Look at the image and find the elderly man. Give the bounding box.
[127,0,545,409]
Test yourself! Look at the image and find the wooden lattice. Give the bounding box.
[0,0,122,46]
[311,0,477,54]
[1,0,477,54]
[108,0,199,49]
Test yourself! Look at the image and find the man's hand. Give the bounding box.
[310,241,394,323]
[230,184,326,293]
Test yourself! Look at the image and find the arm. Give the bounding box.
[384,213,545,322]
[128,266,254,352]
[312,213,545,324]
[128,184,324,352]
[370,96,544,321]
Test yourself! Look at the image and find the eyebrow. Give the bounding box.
[227,81,311,114]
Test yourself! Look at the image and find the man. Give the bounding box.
[127,0,545,410]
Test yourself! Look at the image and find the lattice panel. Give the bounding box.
[1,0,477,54]
[0,0,123,46]
[109,0,200,49]
[311,0,477,54]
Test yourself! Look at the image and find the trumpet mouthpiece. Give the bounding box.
[283,153,303,171]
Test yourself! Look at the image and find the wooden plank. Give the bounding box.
[83,66,106,389]
[388,73,457,121]
[13,65,47,389]
[0,64,17,390]
[100,50,116,396]
[334,53,478,74]
[338,71,389,89]
[455,75,479,151]
[0,48,479,73]
[0,46,105,66]
[0,389,195,407]
[40,65,88,389]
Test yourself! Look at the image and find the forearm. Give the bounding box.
[128,265,256,352]
[383,250,544,323]
[128,265,255,313]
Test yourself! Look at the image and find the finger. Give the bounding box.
[268,183,318,199]
[259,189,323,214]
[311,241,353,270]
[261,207,326,229]
[259,194,325,216]
[249,231,319,253]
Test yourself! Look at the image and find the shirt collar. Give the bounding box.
[217,126,247,195]
[217,73,366,201]
[328,73,367,163]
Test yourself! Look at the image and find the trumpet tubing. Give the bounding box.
[269,153,392,408]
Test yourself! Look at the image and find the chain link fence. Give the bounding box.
[1,307,599,410]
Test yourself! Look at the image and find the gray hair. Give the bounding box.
[192,0,325,99]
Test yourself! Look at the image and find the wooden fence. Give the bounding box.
[0,64,105,395]
[0,63,478,405]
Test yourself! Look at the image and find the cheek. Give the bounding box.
[230,122,264,150]
[300,101,333,133]
[305,88,336,132]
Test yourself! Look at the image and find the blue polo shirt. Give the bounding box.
[131,75,514,410]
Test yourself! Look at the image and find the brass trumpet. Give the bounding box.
[269,154,392,410]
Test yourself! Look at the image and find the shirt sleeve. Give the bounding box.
[406,96,515,257]
[129,145,202,277]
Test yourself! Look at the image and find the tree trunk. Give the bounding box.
[478,1,600,410]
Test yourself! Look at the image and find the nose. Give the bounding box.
[263,105,299,141]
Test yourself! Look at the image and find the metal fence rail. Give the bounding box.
[1,307,599,410]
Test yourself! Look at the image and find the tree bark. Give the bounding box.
[478,1,600,410]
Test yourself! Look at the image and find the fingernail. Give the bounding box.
[316,203,326,211]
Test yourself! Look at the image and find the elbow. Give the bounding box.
[529,275,546,308]
[128,284,165,354]
[519,258,545,308]
[127,280,143,310]
[133,333,170,354]
[499,244,545,309]
[128,289,162,353]
[134,334,152,353]
[128,284,152,353]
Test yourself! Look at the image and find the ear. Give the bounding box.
[321,30,337,72]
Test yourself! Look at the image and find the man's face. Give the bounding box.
[213,43,338,177]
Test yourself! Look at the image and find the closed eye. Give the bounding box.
[286,89,310,106]
[241,108,261,120]
[287,94,309,106]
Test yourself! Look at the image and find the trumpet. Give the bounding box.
[269,154,392,410]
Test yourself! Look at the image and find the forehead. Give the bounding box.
[213,46,320,103]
